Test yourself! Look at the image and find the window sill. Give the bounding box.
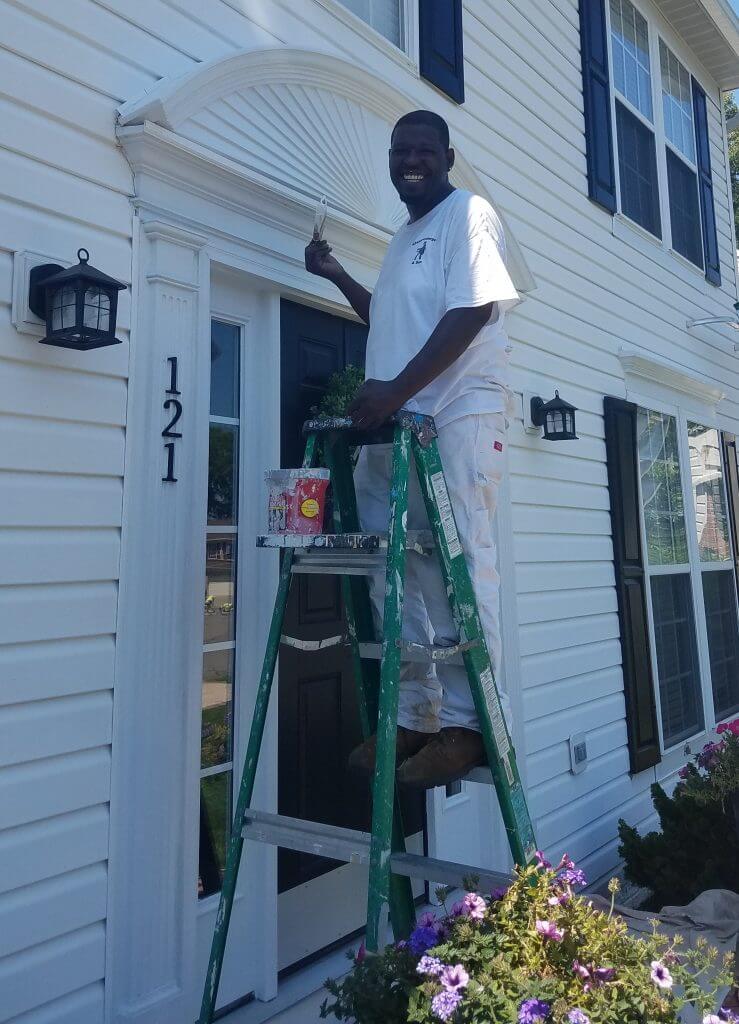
[305,0,420,77]
[668,247,705,280]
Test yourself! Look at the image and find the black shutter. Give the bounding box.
[579,0,617,213]
[604,397,661,773]
[419,0,464,105]
[691,77,721,286]
[721,432,739,598]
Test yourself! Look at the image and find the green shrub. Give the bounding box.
[316,365,365,416]
[618,720,739,909]
[320,856,731,1024]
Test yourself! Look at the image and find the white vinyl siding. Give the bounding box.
[0,0,736,1017]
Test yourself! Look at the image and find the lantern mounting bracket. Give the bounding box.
[28,264,63,319]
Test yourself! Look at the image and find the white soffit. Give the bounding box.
[117,47,536,294]
[652,0,739,91]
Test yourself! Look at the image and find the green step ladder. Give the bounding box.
[199,412,537,1024]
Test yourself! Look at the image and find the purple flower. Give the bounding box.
[396,940,407,950]
[431,989,463,1021]
[678,766,689,780]
[462,892,487,921]
[519,998,551,1024]
[536,919,565,942]
[650,960,673,990]
[594,967,616,983]
[418,911,438,929]
[719,1011,739,1023]
[409,926,439,955]
[534,851,552,870]
[416,955,443,977]
[450,900,465,917]
[568,1012,590,1024]
[491,885,509,901]
[557,853,576,871]
[440,964,469,991]
[355,941,366,963]
[560,868,587,888]
[704,1016,724,1024]
[572,960,590,981]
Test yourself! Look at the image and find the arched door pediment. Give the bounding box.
[118,47,535,293]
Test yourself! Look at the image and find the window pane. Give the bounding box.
[204,535,236,644]
[651,574,704,744]
[611,0,653,120]
[198,771,232,898]
[208,424,238,525]
[659,41,696,162]
[702,570,739,719]
[687,423,731,561]
[201,650,233,769]
[210,320,240,418]
[638,409,689,564]
[666,150,703,267]
[616,101,661,237]
[83,288,110,331]
[335,0,401,46]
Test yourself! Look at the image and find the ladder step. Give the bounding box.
[279,635,478,664]
[257,531,434,552]
[359,639,479,665]
[242,810,511,891]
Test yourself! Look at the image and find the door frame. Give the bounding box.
[112,120,526,1024]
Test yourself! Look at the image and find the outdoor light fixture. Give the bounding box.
[686,301,739,331]
[28,248,125,350]
[529,390,578,441]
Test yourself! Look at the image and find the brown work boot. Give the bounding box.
[347,726,435,779]
[396,727,486,789]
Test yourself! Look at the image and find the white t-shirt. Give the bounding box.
[365,189,520,428]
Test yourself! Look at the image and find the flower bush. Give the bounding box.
[315,365,365,417]
[619,717,739,908]
[320,855,732,1024]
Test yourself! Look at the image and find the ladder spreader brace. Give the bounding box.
[198,412,537,1024]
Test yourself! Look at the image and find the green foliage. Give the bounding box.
[726,95,738,242]
[619,727,739,908]
[316,365,365,416]
[320,860,732,1024]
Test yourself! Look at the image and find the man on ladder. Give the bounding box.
[305,109,521,789]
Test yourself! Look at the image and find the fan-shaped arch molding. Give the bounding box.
[119,47,535,292]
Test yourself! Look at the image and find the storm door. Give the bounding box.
[277,299,424,969]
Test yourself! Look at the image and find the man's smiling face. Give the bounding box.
[388,123,453,204]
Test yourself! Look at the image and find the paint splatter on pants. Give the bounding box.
[353,412,508,734]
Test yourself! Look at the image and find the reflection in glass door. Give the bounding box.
[199,320,241,898]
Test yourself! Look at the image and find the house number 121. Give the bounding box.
[162,356,182,483]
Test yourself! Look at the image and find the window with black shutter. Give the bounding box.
[603,396,661,773]
[419,0,464,104]
[579,0,723,282]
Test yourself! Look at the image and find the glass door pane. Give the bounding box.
[199,320,241,899]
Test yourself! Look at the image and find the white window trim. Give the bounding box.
[604,0,706,273]
[309,0,420,71]
[627,385,737,776]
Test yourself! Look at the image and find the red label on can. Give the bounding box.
[494,440,504,452]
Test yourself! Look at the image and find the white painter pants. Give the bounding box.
[353,412,508,734]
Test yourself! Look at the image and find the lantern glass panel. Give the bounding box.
[51,286,77,331]
[83,287,111,331]
[548,410,564,434]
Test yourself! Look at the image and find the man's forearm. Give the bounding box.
[392,304,494,404]
[332,270,372,324]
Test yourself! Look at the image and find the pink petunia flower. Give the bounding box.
[536,920,565,942]
[355,941,366,963]
[462,892,487,921]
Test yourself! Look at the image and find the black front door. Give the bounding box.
[278,299,372,892]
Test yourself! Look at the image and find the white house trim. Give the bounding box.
[618,349,726,407]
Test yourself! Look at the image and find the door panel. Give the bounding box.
[279,300,371,892]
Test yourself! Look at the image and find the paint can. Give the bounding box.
[265,468,330,536]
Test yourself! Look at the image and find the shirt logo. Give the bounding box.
[494,440,504,452]
[410,237,435,265]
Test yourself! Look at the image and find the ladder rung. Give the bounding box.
[359,639,479,665]
[257,531,434,553]
[241,810,511,890]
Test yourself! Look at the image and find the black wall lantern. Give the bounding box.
[530,390,578,441]
[28,248,125,350]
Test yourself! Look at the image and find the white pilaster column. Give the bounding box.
[109,215,210,1024]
